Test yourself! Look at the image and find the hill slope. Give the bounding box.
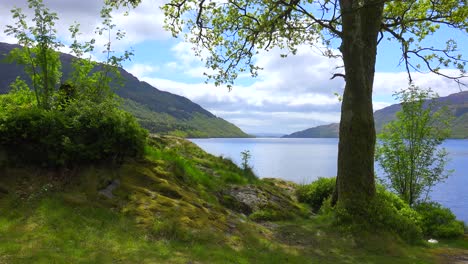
[0,42,248,138]
[1,135,462,263]
[284,91,468,139]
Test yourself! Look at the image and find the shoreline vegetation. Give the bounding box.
[0,136,467,263]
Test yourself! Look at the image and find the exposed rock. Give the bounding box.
[224,185,268,214]
[262,178,298,197]
[99,179,120,199]
[220,179,308,221]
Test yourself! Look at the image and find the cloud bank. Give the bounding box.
[1,0,465,134]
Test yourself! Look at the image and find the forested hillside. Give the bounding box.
[0,42,248,138]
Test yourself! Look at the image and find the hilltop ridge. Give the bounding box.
[283,91,468,139]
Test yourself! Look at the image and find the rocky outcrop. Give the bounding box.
[98,179,120,199]
[220,179,308,221]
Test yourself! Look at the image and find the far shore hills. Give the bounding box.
[283,91,468,139]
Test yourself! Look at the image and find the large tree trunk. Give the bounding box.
[332,0,384,209]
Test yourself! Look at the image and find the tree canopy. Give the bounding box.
[160,0,467,86]
[125,0,468,213]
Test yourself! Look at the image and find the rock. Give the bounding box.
[220,180,308,221]
[221,185,268,214]
[98,179,120,199]
[262,178,298,197]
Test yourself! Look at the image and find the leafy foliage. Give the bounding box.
[376,86,453,206]
[162,0,468,211]
[67,4,133,103]
[0,90,147,167]
[296,177,335,212]
[331,185,423,242]
[162,0,467,87]
[414,202,465,238]
[0,0,148,167]
[5,0,62,109]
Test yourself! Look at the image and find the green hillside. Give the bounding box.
[1,135,465,263]
[0,42,249,138]
[284,91,468,139]
[283,123,339,138]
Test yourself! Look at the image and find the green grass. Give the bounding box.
[0,196,178,263]
[0,136,466,263]
[0,195,441,264]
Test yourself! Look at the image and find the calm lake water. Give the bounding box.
[190,138,468,223]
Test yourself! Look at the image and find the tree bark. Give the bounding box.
[332,0,384,209]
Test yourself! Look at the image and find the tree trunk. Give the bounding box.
[332,0,384,209]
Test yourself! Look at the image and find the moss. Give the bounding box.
[220,194,252,214]
[249,209,296,221]
[220,178,309,222]
[0,135,460,263]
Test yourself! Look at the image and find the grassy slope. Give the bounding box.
[0,137,466,263]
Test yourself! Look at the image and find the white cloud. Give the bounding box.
[1,1,465,134]
[373,70,465,98]
[0,0,169,56]
[373,101,392,110]
[137,41,466,134]
[128,63,160,79]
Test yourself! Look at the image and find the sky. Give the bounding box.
[0,0,467,134]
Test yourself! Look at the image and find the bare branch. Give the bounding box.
[331,73,345,80]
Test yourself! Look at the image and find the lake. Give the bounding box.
[190,138,468,224]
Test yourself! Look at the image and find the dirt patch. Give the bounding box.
[436,249,468,264]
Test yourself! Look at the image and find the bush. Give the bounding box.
[296,177,335,212]
[414,202,464,238]
[0,97,148,167]
[333,186,423,242]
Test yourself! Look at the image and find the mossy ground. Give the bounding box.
[0,136,466,263]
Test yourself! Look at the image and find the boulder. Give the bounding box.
[220,179,308,221]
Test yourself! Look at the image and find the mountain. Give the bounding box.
[283,123,339,138]
[0,42,248,138]
[251,133,286,138]
[283,91,468,139]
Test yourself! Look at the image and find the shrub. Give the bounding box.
[296,177,335,212]
[333,185,423,242]
[414,202,464,238]
[62,99,148,163]
[0,98,148,167]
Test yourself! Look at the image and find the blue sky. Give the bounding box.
[1,0,467,134]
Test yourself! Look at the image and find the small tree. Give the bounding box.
[5,0,62,110]
[240,150,252,171]
[5,0,133,106]
[375,86,453,206]
[68,3,134,102]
